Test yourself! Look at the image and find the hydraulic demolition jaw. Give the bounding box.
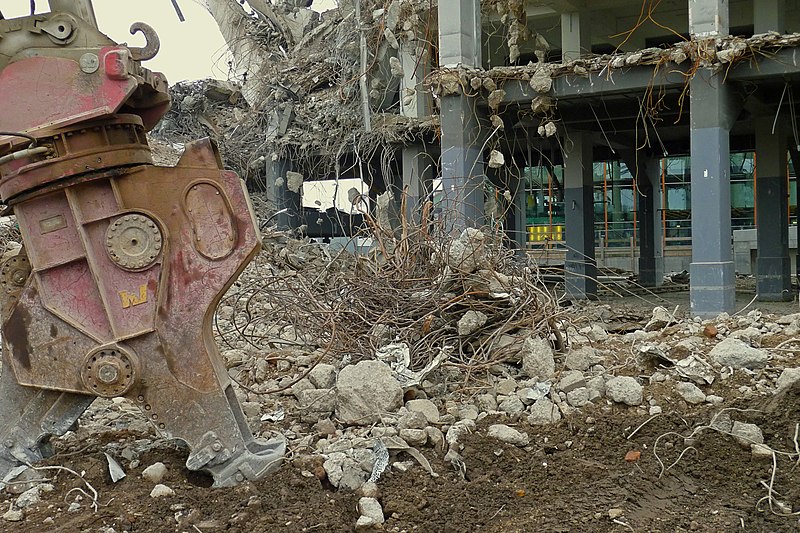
[0,2,285,486]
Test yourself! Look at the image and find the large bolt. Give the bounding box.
[96,362,120,384]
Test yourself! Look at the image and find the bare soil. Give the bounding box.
[8,380,800,533]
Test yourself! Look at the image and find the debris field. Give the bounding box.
[2,201,800,531]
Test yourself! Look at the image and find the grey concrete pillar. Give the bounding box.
[507,174,528,254]
[561,11,590,62]
[754,0,785,34]
[269,160,303,231]
[623,153,664,287]
[688,0,734,316]
[689,0,729,37]
[399,43,430,119]
[790,146,800,289]
[438,0,482,67]
[755,117,791,300]
[401,144,434,223]
[688,71,736,316]
[438,0,485,231]
[563,132,597,299]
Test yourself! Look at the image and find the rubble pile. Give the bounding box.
[192,0,441,183]
[215,225,563,385]
[3,223,800,527]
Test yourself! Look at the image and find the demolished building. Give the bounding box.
[199,0,800,316]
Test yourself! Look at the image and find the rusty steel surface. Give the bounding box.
[0,115,153,201]
[0,6,284,487]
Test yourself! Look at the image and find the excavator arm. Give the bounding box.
[0,0,284,487]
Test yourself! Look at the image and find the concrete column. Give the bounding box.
[438,0,482,67]
[688,0,734,316]
[689,72,736,316]
[623,154,664,287]
[790,146,800,289]
[438,0,485,231]
[267,158,303,231]
[755,117,791,300]
[563,132,597,299]
[507,174,528,254]
[688,0,729,37]
[400,43,430,119]
[402,145,434,223]
[754,0,785,34]
[561,11,590,62]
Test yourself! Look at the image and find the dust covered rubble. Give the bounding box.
[6,231,800,525]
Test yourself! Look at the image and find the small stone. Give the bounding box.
[487,424,530,447]
[527,398,562,425]
[458,310,488,336]
[308,363,337,389]
[67,502,81,512]
[776,368,800,392]
[2,509,23,521]
[150,484,175,498]
[605,376,643,406]
[398,428,428,447]
[520,337,555,380]
[608,508,624,519]
[649,405,663,415]
[313,418,337,436]
[705,395,724,405]
[751,443,773,459]
[142,462,168,484]
[495,378,518,396]
[565,347,601,371]
[397,411,428,430]
[557,370,586,393]
[645,307,673,330]
[15,486,41,509]
[731,422,764,448]
[336,361,403,425]
[566,387,590,408]
[499,395,525,414]
[425,426,445,451]
[703,324,718,337]
[406,399,440,423]
[360,482,381,499]
[675,381,706,404]
[624,450,641,463]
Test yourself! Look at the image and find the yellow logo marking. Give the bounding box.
[119,284,148,308]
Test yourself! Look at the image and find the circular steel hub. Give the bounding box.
[81,347,137,398]
[0,254,30,294]
[106,213,162,270]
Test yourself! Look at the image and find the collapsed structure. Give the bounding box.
[196,0,800,317]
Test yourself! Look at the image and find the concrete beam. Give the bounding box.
[400,43,431,118]
[439,95,486,230]
[498,48,800,106]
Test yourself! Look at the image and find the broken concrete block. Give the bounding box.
[520,337,555,380]
[487,424,529,447]
[605,376,643,406]
[336,361,403,425]
[709,338,768,369]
